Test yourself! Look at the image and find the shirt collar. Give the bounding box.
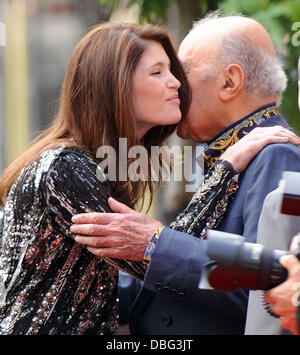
[202,103,280,171]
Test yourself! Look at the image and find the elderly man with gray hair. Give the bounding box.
[72,13,300,334]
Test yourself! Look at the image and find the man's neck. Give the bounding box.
[208,101,278,145]
[223,98,279,129]
[203,103,280,171]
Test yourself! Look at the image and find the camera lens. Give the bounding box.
[204,230,289,291]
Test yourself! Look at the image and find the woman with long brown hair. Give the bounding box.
[0,22,190,335]
[0,22,297,335]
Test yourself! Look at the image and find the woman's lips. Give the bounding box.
[167,95,180,103]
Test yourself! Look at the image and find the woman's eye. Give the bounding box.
[151,70,161,75]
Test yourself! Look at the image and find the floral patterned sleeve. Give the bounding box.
[170,159,240,237]
[144,160,240,263]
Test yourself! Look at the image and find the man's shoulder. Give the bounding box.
[245,111,300,164]
[240,142,300,188]
[258,111,290,129]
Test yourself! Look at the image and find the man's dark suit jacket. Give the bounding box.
[129,113,300,335]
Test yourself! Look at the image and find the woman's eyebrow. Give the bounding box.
[147,60,171,69]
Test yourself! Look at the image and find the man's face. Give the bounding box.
[176,42,226,143]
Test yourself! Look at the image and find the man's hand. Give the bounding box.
[264,236,300,335]
[71,197,163,261]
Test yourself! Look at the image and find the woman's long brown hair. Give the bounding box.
[0,22,190,209]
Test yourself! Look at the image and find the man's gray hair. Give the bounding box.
[217,35,287,100]
[192,11,288,100]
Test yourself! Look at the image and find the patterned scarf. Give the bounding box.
[202,104,280,172]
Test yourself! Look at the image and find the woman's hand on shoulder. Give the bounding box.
[221,126,300,173]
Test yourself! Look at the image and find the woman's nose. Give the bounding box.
[167,73,181,89]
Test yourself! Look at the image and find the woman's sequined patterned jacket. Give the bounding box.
[0,146,238,335]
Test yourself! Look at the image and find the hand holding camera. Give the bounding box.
[264,235,300,335]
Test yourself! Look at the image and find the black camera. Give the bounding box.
[199,230,295,291]
[199,171,300,292]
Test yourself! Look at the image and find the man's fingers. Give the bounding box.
[86,247,106,258]
[86,246,132,260]
[75,233,131,248]
[71,223,119,236]
[74,235,112,247]
[280,254,300,270]
[290,235,300,252]
[72,212,115,225]
[108,197,135,214]
[71,198,135,225]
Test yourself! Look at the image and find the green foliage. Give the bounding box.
[130,0,173,23]
[96,0,120,13]
[221,0,300,132]
[95,0,173,23]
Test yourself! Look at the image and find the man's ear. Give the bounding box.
[219,64,245,102]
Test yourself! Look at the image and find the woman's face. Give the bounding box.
[132,40,182,139]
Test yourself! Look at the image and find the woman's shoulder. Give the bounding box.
[38,145,100,175]
[44,146,114,215]
[41,146,96,165]
[40,145,98,178]
[44,145,112,192]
